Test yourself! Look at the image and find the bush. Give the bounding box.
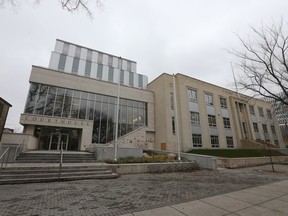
[104,154,174,164]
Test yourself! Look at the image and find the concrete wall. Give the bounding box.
[0,133,37,151]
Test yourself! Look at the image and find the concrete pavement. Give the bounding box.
[1,164,288,215]
[122,179,288,216]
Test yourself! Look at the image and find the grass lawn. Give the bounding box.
[186,149,287,158]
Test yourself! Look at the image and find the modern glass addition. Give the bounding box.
[24,83,147,144]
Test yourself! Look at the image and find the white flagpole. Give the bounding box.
[173,74,181,161]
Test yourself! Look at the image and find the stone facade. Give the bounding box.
[0,97,12,142]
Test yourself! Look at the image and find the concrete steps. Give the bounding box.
[0,166,118,184]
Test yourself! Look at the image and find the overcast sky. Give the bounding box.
[1,0,288,131]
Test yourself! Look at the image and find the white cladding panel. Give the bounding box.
[134,74,139,88]
[65,56,73,73]
[68,45,76,57]
[92,51,98,62]
[102,54,108,65]
[78,59,86,76]
[143,76,148,89]
[114,68,119,83]
[122,60,127,71]
[55,41,63,53]
[81,48,87,60]
[124,70,129,86]
[102,65,109,81]
[48,52,59,70]
[131,62,136,73]
[113,57,118,68]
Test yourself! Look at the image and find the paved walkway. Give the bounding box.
[1,164,288,216]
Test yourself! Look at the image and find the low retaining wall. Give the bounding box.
[106,161,199,174]
[217,156,288,169]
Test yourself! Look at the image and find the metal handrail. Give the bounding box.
[0,147,10,174]
[14,139,25,161]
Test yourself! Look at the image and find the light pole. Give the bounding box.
[114,57,122,161]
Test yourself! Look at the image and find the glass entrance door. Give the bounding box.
[49,133,69,150]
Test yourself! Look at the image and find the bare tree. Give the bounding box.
[0,0,103,17]
[231,19,288,107]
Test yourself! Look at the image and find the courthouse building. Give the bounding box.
[18,39,284,152]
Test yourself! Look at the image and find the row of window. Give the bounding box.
[190,112,231,129]
[253,123,276,134]
[187,89,273,119]
[192,134,234,148]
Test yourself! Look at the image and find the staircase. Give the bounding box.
[15,151,97,163]
[0,151,119,184]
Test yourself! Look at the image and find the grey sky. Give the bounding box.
[1,0,287,131]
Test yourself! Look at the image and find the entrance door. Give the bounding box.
[49,133,69,150]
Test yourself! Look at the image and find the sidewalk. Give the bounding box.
[121,179,288,216]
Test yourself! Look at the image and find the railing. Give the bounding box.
[98,148,120,167]
[0,139,25,174]
[0,147,10,174]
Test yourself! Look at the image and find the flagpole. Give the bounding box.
[173,74,181,161]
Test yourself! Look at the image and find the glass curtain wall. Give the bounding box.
[24,83,147,144]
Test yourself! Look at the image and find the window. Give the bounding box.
[192,134,202,147]
[211,135,219,148]
[58,54,66,71]
[97,64,103,80]
[170,93,174,110]
[129,72,134,86]
[274,140,279,145]
[84,61,92,77]
[253,123,259,132]
[75,46,81,58]
[239,103,244,112]
[258,107,264,117]
[208,115,216,127]
[172,117,176,134]
[223,117,231,129]
[72,57,80,74]
[271,125,276,134]
[267,109,272,119]
[249,105,255,115]
[205,93,213,105]
[108,55,113,66]
[97,53,103,64]
[226,136,234,148]
[220,97,227,108]
[190,112,200,125]
[138,75,143,88]
[108,67,114,82]
[262,124,268,133]
[86,49,92,61]
[120,70,124,85]
[187,89,197,102]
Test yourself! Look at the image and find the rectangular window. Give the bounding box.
[262,124,268,133]
[120,70,124,85]
[108,67,114,82]
[75,46,81,58]
[208,115,216,127]
[170,93,174,110]
[172,116,176,134]
[192,134,202,147]
[249,105,255,115]
[267,109,272,119]
[62,42,69,54]
[108,55,113,66]
[127,61,132,71]
[97,53,103,64]
[274,140,279,145]
[84,61,92,77]
[271,125,276,134]
[205,93,214,106]
[223,117,231,129]
[58,54,67,71]
[187,89,197,102]
[72,57,80,74]
[129,72,134,86]
[258,107,264,117]
[191,112,200,125]
[211,135,219,148]
[253,123,259,132]
[138,74,143,88]
[97,64,103,80]
[220,97,227,108]
[226,136,234,148]
[86,49,92,61]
